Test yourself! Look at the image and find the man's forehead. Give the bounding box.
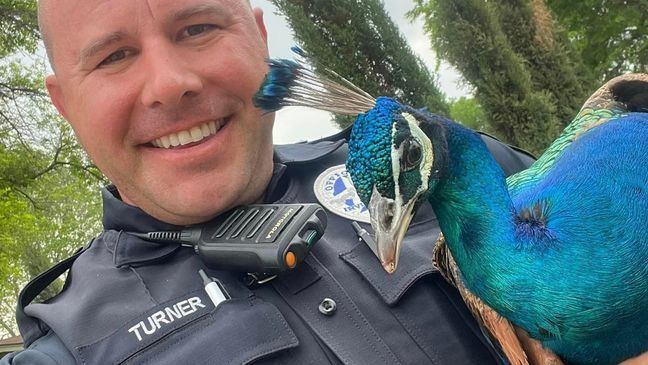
[41,0,248,33]
[40,0,250,64]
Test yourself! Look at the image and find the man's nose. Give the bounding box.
[140,44,203,107]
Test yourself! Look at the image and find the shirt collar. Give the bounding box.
[101,164,288,267]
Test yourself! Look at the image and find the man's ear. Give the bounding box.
[253,8,268,46]
[45,74,69,120]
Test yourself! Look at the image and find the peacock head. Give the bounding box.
[253,49,442,273]
[346,97,438,273]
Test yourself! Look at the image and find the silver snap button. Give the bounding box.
[318,298,336,316]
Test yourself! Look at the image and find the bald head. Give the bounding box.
[37,0,54,69]
[37,0,254,72]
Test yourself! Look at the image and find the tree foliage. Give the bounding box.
[0,0,104,339]
[270,0,449,129]
[409,0,597,154]
[0,0,39,57]
[547,0,647,81]
[449,97,490,133]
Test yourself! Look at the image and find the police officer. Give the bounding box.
[0,0,548,364]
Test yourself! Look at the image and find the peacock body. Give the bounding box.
[253,54,648,364]
[347,97,648,365]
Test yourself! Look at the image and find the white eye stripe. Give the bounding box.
[390,121,402,203]
[401,113,434,191]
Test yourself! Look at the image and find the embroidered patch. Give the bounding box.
[313,165,370,223]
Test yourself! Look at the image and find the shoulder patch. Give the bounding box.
[313,165,370,223]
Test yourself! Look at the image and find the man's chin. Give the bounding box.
[150,202,235,226]
[116,185,233,225]
[116,155,273,225]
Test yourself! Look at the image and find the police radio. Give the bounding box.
[129,204,327,274]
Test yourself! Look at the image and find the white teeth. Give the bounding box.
[169,134,180,147]
[160,135,171,148]
[152,119,224,149]
[201,123,211,136]
[190,126,203,142]
[178,131,192,145]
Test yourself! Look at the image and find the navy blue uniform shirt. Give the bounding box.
[2,132,534,364]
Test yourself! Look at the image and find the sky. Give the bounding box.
[251,0,472,144]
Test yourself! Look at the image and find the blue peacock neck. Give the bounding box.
[424,119,518,300]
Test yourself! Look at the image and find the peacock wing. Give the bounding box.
[506,73,648,194]
[433,234,563,365]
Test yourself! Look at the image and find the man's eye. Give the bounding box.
[182,24,217,38]
[98,49,131,67]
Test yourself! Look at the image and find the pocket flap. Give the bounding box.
[340,205,439,306]
[77,290,298,365]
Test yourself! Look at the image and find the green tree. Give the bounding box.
[0,0,104,338]
[449,97,489,132]
[496,0,596,130]
[547,0,647,81]
[271,0,449,129]
[409,0,599,154]
[0,1,39,58]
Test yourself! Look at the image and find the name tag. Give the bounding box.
[128,296,207,341]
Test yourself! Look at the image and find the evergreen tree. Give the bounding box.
[410,0,600,154]
[449,97,490,133]
[495,0,596,128]
[271,0,449,129]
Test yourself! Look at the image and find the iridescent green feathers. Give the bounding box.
[347,97,405,204]
[506,107,627,193]
[507,74,648,192]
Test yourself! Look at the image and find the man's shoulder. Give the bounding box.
[273,137,347,165]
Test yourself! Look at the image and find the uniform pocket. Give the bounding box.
[77,290,298,365]
[340,222,438,306]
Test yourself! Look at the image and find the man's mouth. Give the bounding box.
[150,118,227,149]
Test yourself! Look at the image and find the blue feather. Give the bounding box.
[253,59,301,112]
[290,46,307,57]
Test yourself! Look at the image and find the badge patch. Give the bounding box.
[314,165,370,223]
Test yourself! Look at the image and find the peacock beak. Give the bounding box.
[368,186,420,274]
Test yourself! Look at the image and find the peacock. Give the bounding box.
[253,51,648,365]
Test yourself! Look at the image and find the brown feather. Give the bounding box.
[432,234,564,365]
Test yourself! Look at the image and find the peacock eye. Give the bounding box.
[401,137,422,172]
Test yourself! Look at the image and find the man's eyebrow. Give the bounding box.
[79,31,127,65]
[173,4,226,22]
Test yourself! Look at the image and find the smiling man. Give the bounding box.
[0,1,567,364]
[42,0,274,225]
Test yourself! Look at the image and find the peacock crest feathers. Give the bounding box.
[253,48,407,205]
[253,47,375,115]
